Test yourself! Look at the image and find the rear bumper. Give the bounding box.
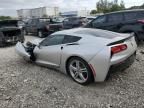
[111,52,136,71]
[105,52,136,80]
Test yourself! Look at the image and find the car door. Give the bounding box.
[106,13,124,32]
[31,19,38,33]
[123,12,137,25]
[90,15,108,30]
[33,35,65,67]
[25,19,32,33]
[63,18,70,29]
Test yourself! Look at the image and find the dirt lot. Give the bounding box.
[0,36,144,108]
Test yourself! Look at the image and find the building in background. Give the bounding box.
[17,9,31,19]
[60,10,90,17]
[17,6,90,19]
[17,7,59,20]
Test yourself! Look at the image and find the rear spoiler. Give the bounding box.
[107,33,134,46]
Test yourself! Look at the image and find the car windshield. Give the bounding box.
[52,17,65,23]
[39,18,50,22]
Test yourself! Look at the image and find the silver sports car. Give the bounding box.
[16,28,137,85]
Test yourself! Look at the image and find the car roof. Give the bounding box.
[104,9,144,15]
[53,28,122,39]
[29,18,51,20]
[67,17,86,19]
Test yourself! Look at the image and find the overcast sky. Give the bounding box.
[0,0,143,17]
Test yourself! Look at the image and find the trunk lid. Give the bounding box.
[0,20,18,28]
[107,33,134,46]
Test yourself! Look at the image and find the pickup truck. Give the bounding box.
[0,20,24,47]
[24,18,63,38]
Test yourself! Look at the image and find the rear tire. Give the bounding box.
[134,35,139,45]
[132,32,139,45]
[67,57,94,85]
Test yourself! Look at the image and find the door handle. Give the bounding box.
[61,46,63,50]
[66,43,79,46]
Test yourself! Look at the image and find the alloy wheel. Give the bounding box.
[69,60,88,83]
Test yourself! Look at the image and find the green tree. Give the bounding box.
[110,0,125,12]
[42,14,48,18]
[96,0,125,13]
[0,16,12,20]
[90,10,97,14]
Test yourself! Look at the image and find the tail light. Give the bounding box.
[111,44,127,55]
[138,19,144,24]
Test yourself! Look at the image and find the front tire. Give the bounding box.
[67,57,93,85]
[134,35,139,45]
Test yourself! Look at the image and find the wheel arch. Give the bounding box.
[65,55,95,82]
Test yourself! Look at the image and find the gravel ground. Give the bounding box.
[0,35,144,108]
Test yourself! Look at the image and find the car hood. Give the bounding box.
[30,38,44,45]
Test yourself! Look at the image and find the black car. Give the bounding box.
[63,17,88,29]
[85,9,144,43]
[24,18,63,38]
[0,20,24,47]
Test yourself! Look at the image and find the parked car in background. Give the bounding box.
[18,20,26,29]
[0,20,24,47]
[63,17,88,29]
[52,17,65,23]
[16,28,137,85]
[85,9,144,44]
[24,18,63,38]
[86,16,96,22]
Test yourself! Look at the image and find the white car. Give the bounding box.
[16,28,137,85]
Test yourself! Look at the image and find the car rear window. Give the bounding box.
[108,13,123,22]
[124,12,137,20]
[63,35,81,44]
[137,11,144,18]
[69,18,78,21]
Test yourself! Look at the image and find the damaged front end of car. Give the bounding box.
[16,42,36,61]
[0,20,24,47]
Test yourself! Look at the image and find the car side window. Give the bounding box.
[69,18,77,21]
[92,16,106,25]
[124,12,137,20]
[40,35,65,46]
[63,35,81,44]
[137,11,144,18]
[31,19,37,25]
[27,19,32,25]
[108,13,123,23]
[63,18,69,22]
